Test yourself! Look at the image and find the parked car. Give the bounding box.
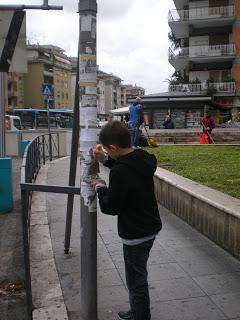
[5,115,22,130]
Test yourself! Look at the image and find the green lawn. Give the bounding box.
[145,145,240,199]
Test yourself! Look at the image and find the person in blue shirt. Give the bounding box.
[127,97,143,147]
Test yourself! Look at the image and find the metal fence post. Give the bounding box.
[21,188,33,320]
[42,135,45,165]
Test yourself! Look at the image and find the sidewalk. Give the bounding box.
[46,157,240,320]
[0,157,27,320]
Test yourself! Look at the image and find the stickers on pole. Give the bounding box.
[81,15,96,39]
[79,55,97,82]
[81,94,97,108]
[80,128,97,152]
[80,106,97,128]
[80,157,97,212]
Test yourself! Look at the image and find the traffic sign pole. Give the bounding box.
[46,96,52,161]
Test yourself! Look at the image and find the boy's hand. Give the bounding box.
[91,177,107,191]
[93,144,108,163]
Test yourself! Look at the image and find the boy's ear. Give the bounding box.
[108,144,118,151]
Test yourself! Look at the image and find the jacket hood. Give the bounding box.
[116,149,157,177]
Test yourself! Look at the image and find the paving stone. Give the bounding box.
[151,296,226,320]
[98,285,129,309]
[210,292,240,319]
[193,272,240,295]
[148,249,176,265]
[148,262,188,281]
[98,268,123,287]
[149,277,205,302]
[32,303,68,320]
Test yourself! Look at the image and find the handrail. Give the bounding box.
[20,133,59,319]
[21,133,59,184]
[20,133,80,319]
[168,5,235,22]
[169,81,236,93]
[169,43,235,59]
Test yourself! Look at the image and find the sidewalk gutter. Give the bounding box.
[30,162,69,320]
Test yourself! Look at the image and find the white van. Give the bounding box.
[5,115,22,131]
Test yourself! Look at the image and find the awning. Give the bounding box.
[110,106,129,115]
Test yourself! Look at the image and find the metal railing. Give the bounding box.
[168,5,235,22]
[20,133,80,319]
[169,81,236,93]
[169,44,236,59]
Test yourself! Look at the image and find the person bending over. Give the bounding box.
[92,121,162,320]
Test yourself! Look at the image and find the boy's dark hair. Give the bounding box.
[99,120,131,148]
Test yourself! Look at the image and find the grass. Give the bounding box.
[145,145,240,199]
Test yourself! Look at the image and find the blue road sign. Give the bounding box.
[42,83,54,96]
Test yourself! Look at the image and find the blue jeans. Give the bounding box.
[123,238,155,320]
[130,126,140,147]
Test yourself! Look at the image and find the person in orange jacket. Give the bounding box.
[200,110,215,144]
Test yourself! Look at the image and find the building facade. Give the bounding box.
[97,70,125,116]
[168,0,240,119]
[124,84,145,103]
[23,44,72,109]
[7,73,24,109]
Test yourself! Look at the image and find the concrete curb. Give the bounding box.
[30,163,69,320]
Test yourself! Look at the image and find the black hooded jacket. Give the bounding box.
[97,149,162,239]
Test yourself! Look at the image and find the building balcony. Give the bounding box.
[169,81,235,94]
[172,0,188,11]
[169,44,236,69]
[43,70,54,77]
[8,90,19,97]
[169,5,235,38]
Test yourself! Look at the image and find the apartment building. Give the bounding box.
[23,44,72,109]
[97,70,125,115]
[124,84,145,103]
[168,0,240,119]
[7,73,24,109]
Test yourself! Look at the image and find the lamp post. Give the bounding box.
[78,0,98,319]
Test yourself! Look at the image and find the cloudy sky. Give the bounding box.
[6,0,175,94]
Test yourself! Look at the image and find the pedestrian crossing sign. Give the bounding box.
[42,83,54,96]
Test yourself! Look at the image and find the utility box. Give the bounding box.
[20,140,30,156]
[0,158,13,213]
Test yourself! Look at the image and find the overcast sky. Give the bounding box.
[6,0,175,94]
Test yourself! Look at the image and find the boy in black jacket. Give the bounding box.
[93,121,162,320]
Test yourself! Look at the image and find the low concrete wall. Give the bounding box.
[148,128,240,144]
[5,129,72,157]
[154,168,240,260]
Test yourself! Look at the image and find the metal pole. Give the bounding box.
[0,2,62,10]
[46,97,52,161]
[64,48,80,254]
[79,1,98,319]
[21,188,33,319]
[0,73,6,157]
